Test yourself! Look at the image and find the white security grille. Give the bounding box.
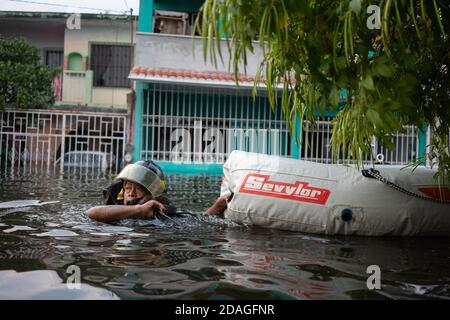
[0,109,126,174]
[424,125,450,168]
[141,83,290,163]
[301,117,420,165]
[301,117,335,163]
[371,125,420,165]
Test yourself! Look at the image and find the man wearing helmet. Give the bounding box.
[88,160,170,222]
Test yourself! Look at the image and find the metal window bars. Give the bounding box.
[140,83,290,163]
[140,83,420,166]
[0,109,126,175]
[301,117,420,165]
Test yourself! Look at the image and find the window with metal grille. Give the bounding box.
[45,50,64,69]
[90,44,131,88]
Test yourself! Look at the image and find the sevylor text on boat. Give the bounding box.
[220,151,450,236]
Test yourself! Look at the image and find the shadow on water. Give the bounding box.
[0,170,449,300]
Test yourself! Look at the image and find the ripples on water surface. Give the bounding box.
[0,170,449,300]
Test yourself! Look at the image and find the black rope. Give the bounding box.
[362,168,450,204]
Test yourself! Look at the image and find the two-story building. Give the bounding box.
[130,0,424,173]
[129,0,295,173]
[0,11,136,110]
[0,11,135,172]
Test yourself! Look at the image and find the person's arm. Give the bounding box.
[88,200,165,223]
[205,195,229,217]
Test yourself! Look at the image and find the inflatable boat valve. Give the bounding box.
[341,208,353,222]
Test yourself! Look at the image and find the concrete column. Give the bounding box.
[133,0,154,161]
[138,0,154,32]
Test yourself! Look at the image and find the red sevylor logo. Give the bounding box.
[239,173,331,205]
[418,187,450,201]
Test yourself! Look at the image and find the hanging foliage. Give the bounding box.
[195,0,449,180]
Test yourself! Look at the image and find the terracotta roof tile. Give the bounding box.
[130,66,258,84]
[129,67,297,89]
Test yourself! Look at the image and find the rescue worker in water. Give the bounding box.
[87,160,229,222]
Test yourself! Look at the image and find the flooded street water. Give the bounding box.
[0,171,449,300]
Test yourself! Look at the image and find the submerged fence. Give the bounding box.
[0,109,127,175]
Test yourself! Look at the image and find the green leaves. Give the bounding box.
[371,56,395,78]
[0,36,40,64]
[374,63,394,78]
[349,0,362,13]
[366,109,383,128]
[329,85,340,107]
[0,37,57,110]
[360,74,374,90]
[197,0,450,180]
[335,56,347,70]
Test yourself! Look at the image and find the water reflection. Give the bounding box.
[0,269,118,299]
[0,172,450,299]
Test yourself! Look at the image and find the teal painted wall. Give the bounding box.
[139,0,204,32]
[133,82,144,161]
[135,0,204,162]
[418,124,428,162]
[154,0,204,13]
[156,161,223,174]
[291,115,301,159]
[138,0,154,32]
[135,1,154,161]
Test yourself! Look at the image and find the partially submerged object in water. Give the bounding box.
[153,206,191,225]
[221,151,450,236]
[0,200,60,210]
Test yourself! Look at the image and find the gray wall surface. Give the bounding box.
[135,32,264,76]
[0,18,65,50]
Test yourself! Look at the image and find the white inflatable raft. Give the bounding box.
[220,151,450,236]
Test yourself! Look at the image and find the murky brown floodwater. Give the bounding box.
[0,170,449,299]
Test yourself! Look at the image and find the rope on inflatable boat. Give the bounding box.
[362,168,450,204]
